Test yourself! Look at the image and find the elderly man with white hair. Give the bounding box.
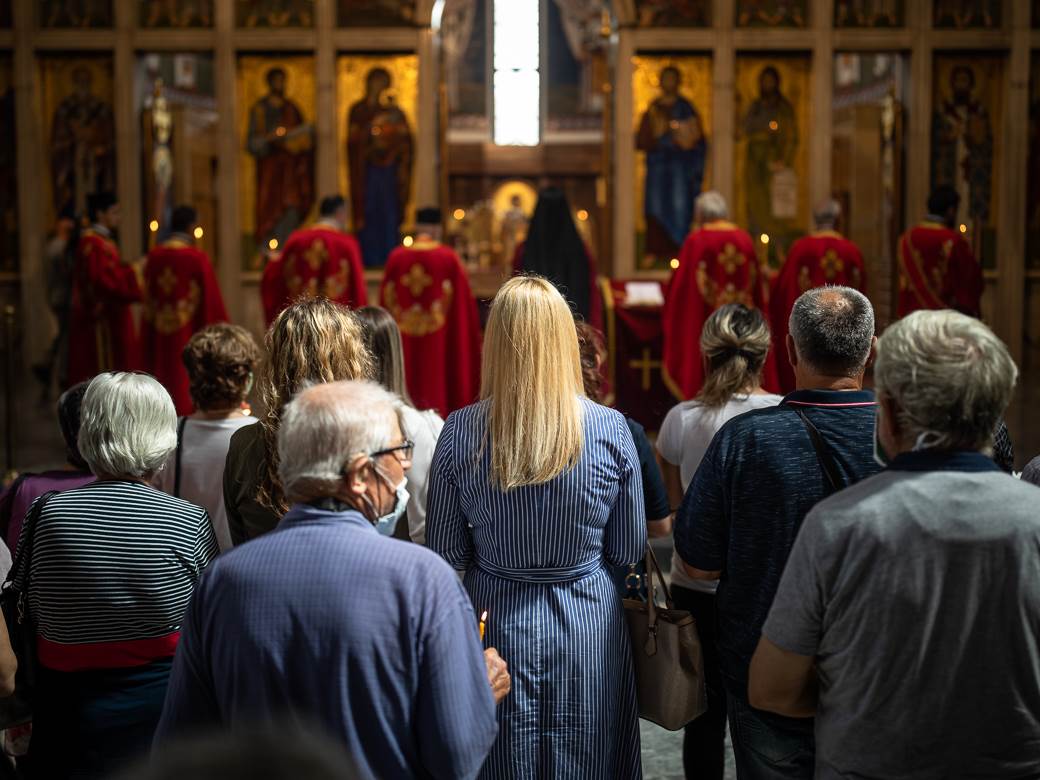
[156,380,508,780]
[769,198,867,392]
[663,189,779,399]
[750,310,1040,778]
[19,371,218,778]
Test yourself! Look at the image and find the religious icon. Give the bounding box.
[931,56,1004,268]
[39,0,113,27]
[933,0,1001,29]
[635,0,710,26]
[546,1,608,133]
[338,55,418,268]
[44,59,116,222]
[735,56,810,269]
[443,0,489,134]
[338,0,416,25]
[236,0,314,27]
[736,0,807,27]
[834,0,903,27]
[635,64,708,269]
[0,56,16,272]
[140,0,212,27]
[237,56,316,269]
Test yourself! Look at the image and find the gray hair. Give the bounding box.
[813,198,842,229]
[278,380,403,503]
[78,372,177,478]
[695,190,728,222]
[875,310,1017,452]
[789,286,875,376]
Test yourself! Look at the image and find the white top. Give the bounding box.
[157,416,257,553]
[400,405,444,545]
[656,393,784,593]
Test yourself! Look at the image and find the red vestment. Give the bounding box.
[662,220,778,400]
[140,239,229,415]
[379,241,481,418]
[897,221,983,318]
[67,229,142,387]
[769,231,867,393]
[261,224,367,325]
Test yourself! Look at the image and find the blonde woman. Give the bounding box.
[223,297,372,544]
[427,276,646,779]
[655,302,781,780]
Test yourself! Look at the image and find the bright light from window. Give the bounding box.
[493,0,539,146]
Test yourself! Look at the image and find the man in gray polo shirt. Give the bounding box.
[749,310,1040,778]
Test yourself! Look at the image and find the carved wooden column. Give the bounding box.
[114,0,140,263]
[315,0,338,199]
[214,0,243,323]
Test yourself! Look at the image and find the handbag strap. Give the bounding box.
[794,409,843,494]
[7,490,58,598]
[642,543,674,614]
[173,417,187,498]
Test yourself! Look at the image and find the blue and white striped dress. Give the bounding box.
[427,398,647,779]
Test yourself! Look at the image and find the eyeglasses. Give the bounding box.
[369,439,414,462]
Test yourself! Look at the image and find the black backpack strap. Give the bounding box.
[794,409,844,494]
[174,417,188,498]
[7,490,58,597]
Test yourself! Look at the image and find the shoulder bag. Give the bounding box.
[623,544,707,730]
[793,409,844,494]
[0,490,57,729]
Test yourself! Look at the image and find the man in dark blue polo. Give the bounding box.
[674,286,881,779]
[155,380,509,780]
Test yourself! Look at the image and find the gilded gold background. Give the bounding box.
[39,55,116,228]
[236,54,316,266]
[632,54,713,239]
[336,53,419,235]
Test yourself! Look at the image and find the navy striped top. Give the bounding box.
[22,479,218,671]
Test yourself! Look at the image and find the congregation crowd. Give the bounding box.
[1,180,1039,780]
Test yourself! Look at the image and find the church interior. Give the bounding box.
[0,0,1038,777]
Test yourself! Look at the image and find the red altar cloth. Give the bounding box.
[601,279,675,433]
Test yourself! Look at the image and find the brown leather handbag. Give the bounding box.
[623,544,707,730]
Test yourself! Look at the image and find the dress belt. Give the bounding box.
[475,557,602,583]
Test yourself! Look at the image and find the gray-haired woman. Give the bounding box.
[21,372,218,780]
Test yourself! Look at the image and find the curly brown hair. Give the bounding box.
[182,324,261,412]
[256,297,374,515]
[574,320,607,404]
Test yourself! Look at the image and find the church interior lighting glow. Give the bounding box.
[268,238,278,250]
[760,233,770,244]
[576,209,589,221]
[670,258,680,269]
[959,224,968,233]
[193,227,204,239]
[149,220,159,232]
[493,0,539,146]
[453,208,466,220]
[403,235,414,247]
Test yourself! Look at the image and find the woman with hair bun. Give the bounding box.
[654,302,782,780]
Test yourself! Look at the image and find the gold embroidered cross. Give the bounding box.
[401,264,433,297]
[820,249,844,280]
[157,266,177,295]
[719,243,747,275]
[304,240,327,271]
[628,348,662,391]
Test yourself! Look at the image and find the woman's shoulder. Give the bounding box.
[401,406,445,440]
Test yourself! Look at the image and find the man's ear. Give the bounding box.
[786,334,798,369]
[865,335,878,368]
[343,454,371,498]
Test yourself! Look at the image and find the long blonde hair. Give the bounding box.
[257,297,373,514]
[481,276,584,490]
[696,303,771,407]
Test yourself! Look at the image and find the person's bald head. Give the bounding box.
[788,286,875,379]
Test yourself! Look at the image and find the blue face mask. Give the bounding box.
[373,475,410,537]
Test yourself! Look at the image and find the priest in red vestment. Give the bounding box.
[769,199,867,392]
[67,192,142,387]
[379,207,481,418]
[897,185,983,318]
[663,190,778,400]
[261,194,368,325]
[141,205,228,414]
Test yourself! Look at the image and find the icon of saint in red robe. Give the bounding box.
[140,209,228,414]
[67,213,142,387]
[261,197,368,325]
[663,214,778,400]
[770,226,866,392]
[380,213,481,418]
